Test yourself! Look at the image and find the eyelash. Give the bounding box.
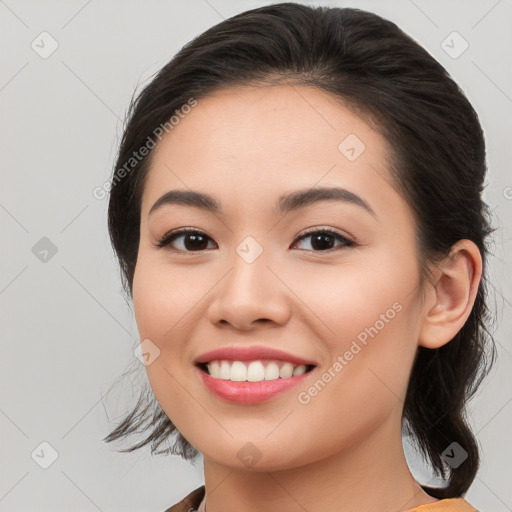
[154,227,355,253]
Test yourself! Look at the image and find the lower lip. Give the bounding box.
[196,366,313,404]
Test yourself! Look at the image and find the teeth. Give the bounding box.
[247,361,265,382]
[219,361,231,380]
[292,364,306,376]
[230,361,247,381]
[279,362,294,379]
[205,360,309,382]
[264,361,280,380]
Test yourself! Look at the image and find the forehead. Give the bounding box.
[140,84,399,221]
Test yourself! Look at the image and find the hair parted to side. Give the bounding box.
[104,3,496,499]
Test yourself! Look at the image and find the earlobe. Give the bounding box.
[418,240,482,350]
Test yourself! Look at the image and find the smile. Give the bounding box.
[194,345,318,403]
[200,359,316,382]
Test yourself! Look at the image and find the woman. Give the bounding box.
[104,4,495,511]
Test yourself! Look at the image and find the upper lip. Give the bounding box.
[194,345,318,366]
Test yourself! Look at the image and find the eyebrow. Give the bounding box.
[149,186,376,218]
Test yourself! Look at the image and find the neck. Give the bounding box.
[201,412,437,512]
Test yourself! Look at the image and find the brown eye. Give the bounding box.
[155,227,354,253]
[156,229,216,252]
[292,228,354,252]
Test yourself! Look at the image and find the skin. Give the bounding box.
[132,85,482,512]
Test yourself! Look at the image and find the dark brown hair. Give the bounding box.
[104,3,496,499]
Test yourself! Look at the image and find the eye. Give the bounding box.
[155,228,216,252]
[154,227,354,253]
[291,228,354,252]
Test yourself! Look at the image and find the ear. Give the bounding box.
[418,240,482,349]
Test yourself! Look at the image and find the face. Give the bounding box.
[132,85,427,471]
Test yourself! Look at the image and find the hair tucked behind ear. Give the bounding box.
[104,3,496,497]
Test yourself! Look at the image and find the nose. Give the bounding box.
[206,250,291,331]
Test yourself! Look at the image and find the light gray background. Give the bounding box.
[1,0,511,511]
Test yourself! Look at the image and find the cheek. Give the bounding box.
[286,250,419,346]
[132,261,204,424]
[290,251,421,403]
[132,258,205,343]
[131,257,220,406]
[289,301,420,466]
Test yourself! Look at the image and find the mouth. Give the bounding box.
[193,345,318,403]
[196,359,317,382]
[195,360,317,404]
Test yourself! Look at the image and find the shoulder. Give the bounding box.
[161,488,478,512]
[407,498,478,511]
[162,485,205,512]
